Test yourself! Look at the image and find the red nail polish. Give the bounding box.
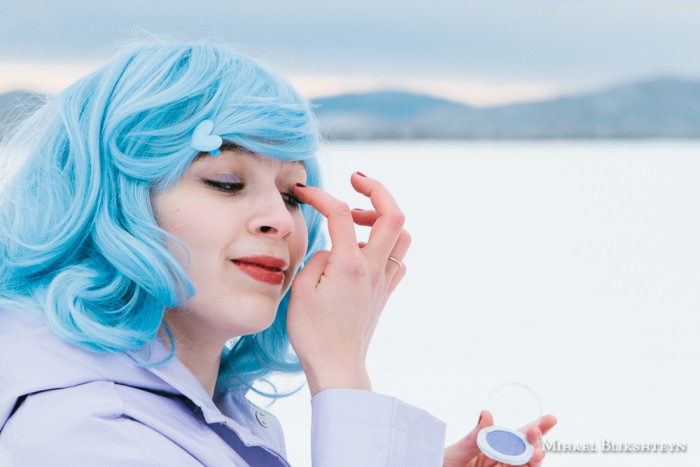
[356,171,367,177]
[295,183,306,188]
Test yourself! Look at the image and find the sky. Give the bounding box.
[1,0,699,105]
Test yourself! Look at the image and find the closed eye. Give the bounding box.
[203,179,245,193]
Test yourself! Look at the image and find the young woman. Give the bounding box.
[0,41,554,466]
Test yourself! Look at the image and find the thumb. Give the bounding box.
[292,250,330,288]
[443,411,494,467]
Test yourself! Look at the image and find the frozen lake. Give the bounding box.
[256,140,700,466]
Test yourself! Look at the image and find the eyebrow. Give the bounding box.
[193,142,251,161]
[193,145,307,171]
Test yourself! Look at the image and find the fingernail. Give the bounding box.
[295,183,306,188]
[356,171,367,177]
[353,208,365,211]
[476,411,483,428]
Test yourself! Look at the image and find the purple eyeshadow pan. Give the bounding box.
[485,430,526,455]
[477,426,534,465]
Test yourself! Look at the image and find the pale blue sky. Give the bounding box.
[1,0,699,104]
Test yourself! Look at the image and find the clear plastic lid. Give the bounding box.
[476,382,543,465]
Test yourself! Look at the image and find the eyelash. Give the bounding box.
[203,180,303,210]
[281,192,303,209]
[204,180,244,193]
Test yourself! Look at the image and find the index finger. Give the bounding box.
[293,183,359,256]
[520,414,557,437]
[538,415,557,437]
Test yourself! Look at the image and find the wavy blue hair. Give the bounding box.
[0,41,324,392]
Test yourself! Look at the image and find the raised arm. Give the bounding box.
[287,171,410,396]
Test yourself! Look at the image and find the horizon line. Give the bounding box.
[0,60,697,108]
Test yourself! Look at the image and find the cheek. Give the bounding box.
[155,197,223,265]
[292,216,309,265]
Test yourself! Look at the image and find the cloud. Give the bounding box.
[0,61,100,94]
[1,0,699,100]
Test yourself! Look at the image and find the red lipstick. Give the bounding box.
[231,256,287,286]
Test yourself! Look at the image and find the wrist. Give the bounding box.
[304,364,372,397]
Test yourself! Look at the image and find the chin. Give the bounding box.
[221,299,280,337]
[236,313,278,337]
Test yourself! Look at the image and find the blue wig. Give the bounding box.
[0,41,324,392]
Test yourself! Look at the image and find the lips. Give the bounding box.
[231,256,287,286]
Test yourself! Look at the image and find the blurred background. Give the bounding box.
[2,1,699,466]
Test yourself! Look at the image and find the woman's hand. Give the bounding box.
[287,172,410,396]
[443,411,557,467]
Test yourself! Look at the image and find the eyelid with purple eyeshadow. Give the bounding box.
[205,172,241,183]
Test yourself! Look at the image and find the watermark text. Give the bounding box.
[544,440,687,454]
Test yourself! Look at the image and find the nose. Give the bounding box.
[248,188,295,238]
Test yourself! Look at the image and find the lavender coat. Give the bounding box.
[0,309,446,466]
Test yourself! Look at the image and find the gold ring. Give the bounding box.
[387,256,402,267]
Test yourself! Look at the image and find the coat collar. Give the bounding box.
[0,308,243,428]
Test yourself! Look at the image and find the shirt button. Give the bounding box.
[255,410,270,428]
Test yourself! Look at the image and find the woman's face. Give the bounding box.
[152,150,309,343]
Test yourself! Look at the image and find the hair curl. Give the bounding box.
[0,41,324,392]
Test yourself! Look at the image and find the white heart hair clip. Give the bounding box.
[191,120,223,157]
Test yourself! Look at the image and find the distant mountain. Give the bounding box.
[312,78,700,139]
[2,78,699,139]
[312,91,469,120]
